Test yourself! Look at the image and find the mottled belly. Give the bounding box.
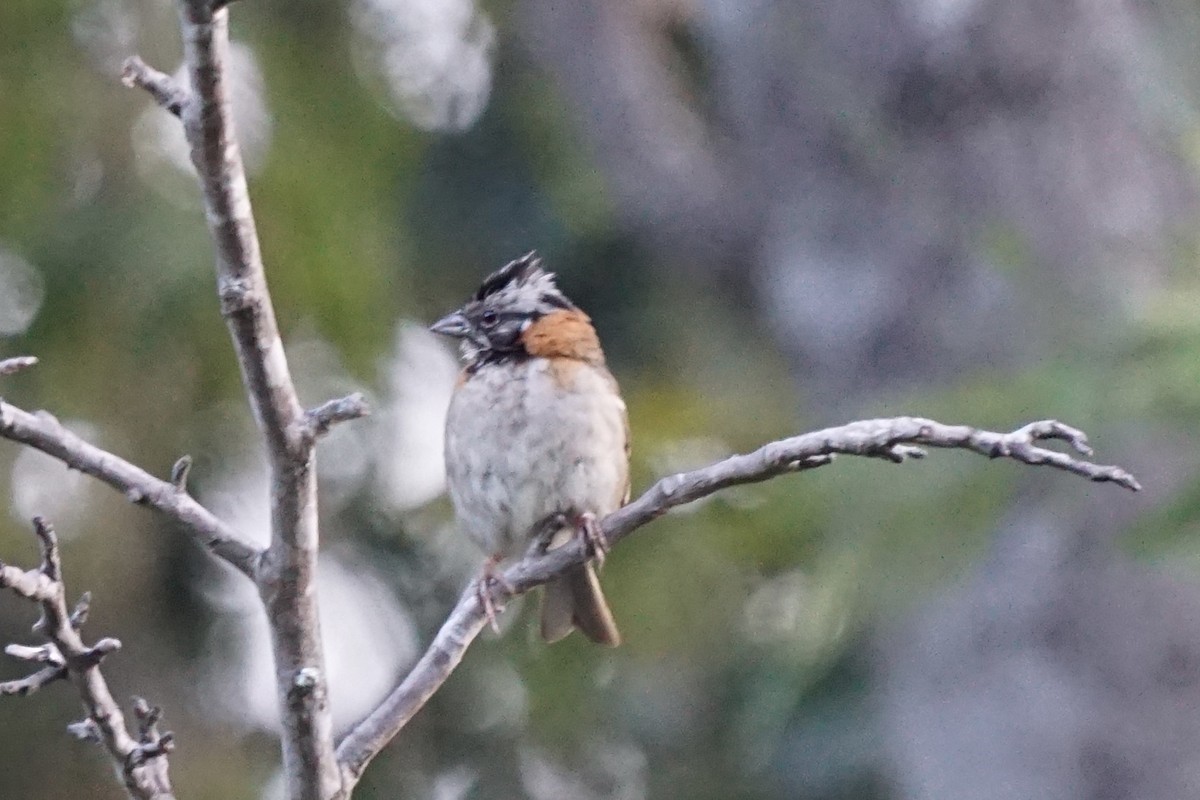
[444,358,628,559]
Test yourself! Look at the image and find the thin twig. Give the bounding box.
[335,416,1138,787]
[1,518,176,800]
[169,455,193,493]
[5,642,65,664]
[0,665,67,696]
[0,399,261,577]
[120,56,190,118]
[306,394,371,438]
[0,355,38,376]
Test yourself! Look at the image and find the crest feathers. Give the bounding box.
[475,251,545,301]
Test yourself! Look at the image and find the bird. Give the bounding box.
[430,252,627,646]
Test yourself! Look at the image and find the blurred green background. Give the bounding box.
[4,0,1200,798]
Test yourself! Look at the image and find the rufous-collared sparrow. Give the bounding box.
[430,252,627,646]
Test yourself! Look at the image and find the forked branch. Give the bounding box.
[0,518,175,800]
[334,416,1139,786]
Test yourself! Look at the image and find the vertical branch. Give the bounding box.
[171,2,338,798]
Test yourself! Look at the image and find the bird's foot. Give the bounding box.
[575,511,608,567]
[475,555,511,634]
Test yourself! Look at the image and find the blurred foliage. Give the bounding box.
[1,1,1200,799]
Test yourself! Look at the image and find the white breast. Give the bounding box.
[444,358,629,559]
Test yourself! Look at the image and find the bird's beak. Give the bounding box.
[429,310,471,338]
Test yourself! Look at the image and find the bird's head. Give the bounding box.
[430,252,577,365]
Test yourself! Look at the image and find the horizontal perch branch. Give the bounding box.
[335,416,1138,787]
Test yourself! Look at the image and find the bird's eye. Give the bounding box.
[480,309,499,328]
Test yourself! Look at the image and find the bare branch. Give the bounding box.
[130,697,176,768]
[68,717,102,743]
[0,664,67,696]
[592,420,1141,552]
[132,697,163,738]
[1,518,176,800]
[169,455,193,492]
[5,643,65,665]
[0,399,262,577]
[0,355,38,376]
[174,0,310,467]
[336,416,1138,786]
[120,56,190,118]
[306,393,371,438]
[71,591,92,630]
[79,637,123,668]
[0,559,58,603]
[121,0,340,792]
[149,1,340,794]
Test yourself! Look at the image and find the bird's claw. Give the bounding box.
[476,556,511,634]
[576,511,608,567]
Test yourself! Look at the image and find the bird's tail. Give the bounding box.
[540,563,621,646]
